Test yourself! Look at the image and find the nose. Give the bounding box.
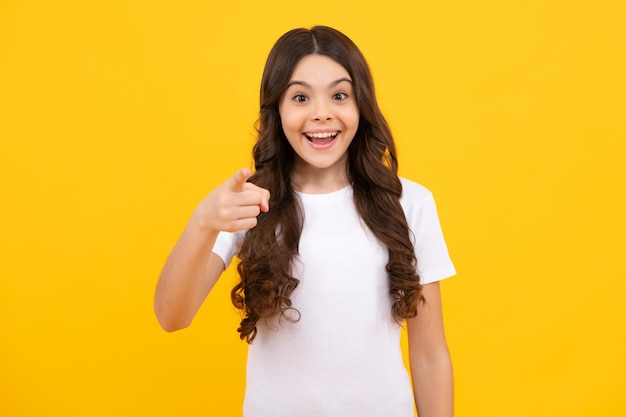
[312,99,332,121]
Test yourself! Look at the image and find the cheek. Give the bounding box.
[278,109,290,134]
[341,106,360,130]
[352,113,360,128]
[279,116,293,136]
[279,109,303,134]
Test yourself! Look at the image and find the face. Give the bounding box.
[279,54,359,187]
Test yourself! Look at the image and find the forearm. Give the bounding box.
[154,215,221,331]
[154,168,270,332]
[411,350,454,417]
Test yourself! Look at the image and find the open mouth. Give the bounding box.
[305,131,338,144]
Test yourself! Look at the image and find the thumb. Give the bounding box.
[229,168,253,192]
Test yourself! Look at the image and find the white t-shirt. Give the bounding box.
[213,178,456,417]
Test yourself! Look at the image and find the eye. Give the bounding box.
[292,94,308,103]
[332,92,349,101]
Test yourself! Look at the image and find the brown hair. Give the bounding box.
[231,26,423,343]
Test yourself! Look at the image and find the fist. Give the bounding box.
[195,168,270,233]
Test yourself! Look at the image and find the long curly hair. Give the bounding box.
[231,26,423,343]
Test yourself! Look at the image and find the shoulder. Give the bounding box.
[398,177,442,229]
[399,177,434,209]
[399,177,456,282]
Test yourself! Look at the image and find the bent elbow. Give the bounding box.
[159,320,188,333]
[154,304,192,332]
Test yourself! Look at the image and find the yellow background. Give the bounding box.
[1,1,624,416]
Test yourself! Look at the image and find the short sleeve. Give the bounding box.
[400,178,456,285]
[212,229,246,269]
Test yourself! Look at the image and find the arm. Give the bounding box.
[407,282,454,417]
[154,168,270,332]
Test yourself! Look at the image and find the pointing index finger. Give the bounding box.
[230,168,252,192]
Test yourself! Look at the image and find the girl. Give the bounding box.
[155,26,456,417]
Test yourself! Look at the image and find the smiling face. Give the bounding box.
[279,54,360,191]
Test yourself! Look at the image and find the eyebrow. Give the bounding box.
[286,77,353,89]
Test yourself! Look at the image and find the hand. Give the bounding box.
[193,168,270,233]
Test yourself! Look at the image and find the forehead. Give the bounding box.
[289,54,351,84]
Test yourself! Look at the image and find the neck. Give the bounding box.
[291,161,350,194]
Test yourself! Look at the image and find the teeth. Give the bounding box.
[305,131,338,139]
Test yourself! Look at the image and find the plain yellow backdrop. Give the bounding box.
[1,1,624,416]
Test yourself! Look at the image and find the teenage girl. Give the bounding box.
[155,26,456,417]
